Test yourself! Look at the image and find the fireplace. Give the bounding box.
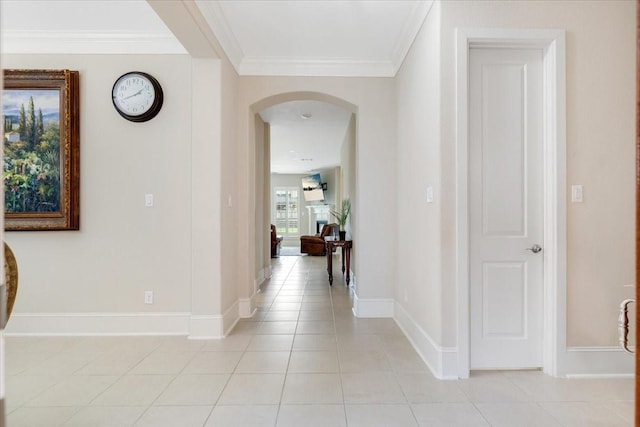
[316,220,328,234]
[306,205,334,235]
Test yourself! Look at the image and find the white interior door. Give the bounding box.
[469,47,544,369]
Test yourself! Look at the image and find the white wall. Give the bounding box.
[3,54,196,334]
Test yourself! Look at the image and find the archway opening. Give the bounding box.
[249,92,358,293]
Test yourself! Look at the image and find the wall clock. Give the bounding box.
[112,71,163,122]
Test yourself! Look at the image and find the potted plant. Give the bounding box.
[331,198,351,241]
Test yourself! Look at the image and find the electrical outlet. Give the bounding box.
[144,291,153,304]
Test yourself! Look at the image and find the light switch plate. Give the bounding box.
[426,186,434,203]
[571,185,583,203]
[144,194,154,207]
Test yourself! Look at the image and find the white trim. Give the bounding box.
[189,314,224,339]
[5,312,190,336]
[239,297,256,318]
[195,0,245,71]
[394,302,458,380]
[1,31,187,55]
[352,292,393,318]
[239,57,396,78]
[197,1,432,77]
[391,0,435,74]
[222,301,240,336]
[255,268,267,290]
[455,28,566,378]
[564,347,634,378]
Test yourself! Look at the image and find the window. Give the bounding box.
[274,187,299,236]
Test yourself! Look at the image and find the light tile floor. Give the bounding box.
[3,254,634,426]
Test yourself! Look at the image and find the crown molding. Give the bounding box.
[193,0,424,77]
[1,31,187,55]
[194,0,244,70]
[390,0,435,74]
[239,57,396,77]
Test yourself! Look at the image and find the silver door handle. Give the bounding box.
[525,244,542,254]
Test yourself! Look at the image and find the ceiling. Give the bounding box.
[195,0,432,77]
[260,101,352,175]
[0,0,431,174]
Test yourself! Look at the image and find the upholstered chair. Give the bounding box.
[271,224,283,257]
[300,223,337,256]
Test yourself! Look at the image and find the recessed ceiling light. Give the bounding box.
[301,113,312,119]
[300,158,313,162]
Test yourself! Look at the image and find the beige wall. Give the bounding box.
[440,0,636,348]
[219,46,240,321]
[190,58,223,336]
[396,0,635,354]
[254,115,266,275]
[2,53,234,337]
[340,114,357,268]
[395,0,442,344]
[3,54,194,319]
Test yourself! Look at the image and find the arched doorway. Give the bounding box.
[249,92,358,295]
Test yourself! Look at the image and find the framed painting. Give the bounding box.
[2,69,79,230]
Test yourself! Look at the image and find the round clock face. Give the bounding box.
[112,72,163,122]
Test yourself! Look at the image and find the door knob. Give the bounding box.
[525,244,543,254]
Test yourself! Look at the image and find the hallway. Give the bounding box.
[4,254,633,426]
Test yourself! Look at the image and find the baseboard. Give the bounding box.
[189,314,224,339]
[239,297,256,318]
[222,300,240,336]
[394,302,458,380]
[5,312,190,336]
[351,292,393,318]
[254,268,268,292]
[563,346,634,378]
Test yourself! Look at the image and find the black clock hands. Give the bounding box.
[122,88,143,100]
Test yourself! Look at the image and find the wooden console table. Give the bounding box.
[326,240,352,285]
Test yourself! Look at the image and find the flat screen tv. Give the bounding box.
[302,173,324,202]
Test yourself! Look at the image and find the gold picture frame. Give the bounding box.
[3,69,80,231]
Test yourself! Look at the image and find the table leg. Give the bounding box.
[341,247,346,274]
[327,243,333,285]
[345,247,351,285]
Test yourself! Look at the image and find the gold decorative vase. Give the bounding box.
[4,242,18,327]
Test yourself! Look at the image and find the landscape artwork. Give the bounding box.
[3,69,80,231]
[3,89,62,214]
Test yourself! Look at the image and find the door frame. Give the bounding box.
[455,29,567,378]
